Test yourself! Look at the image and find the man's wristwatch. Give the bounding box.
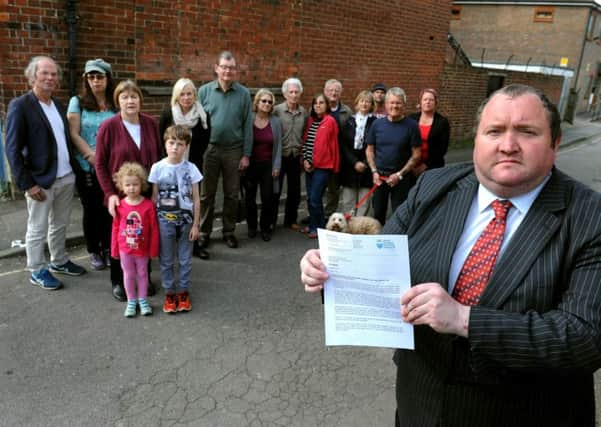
[396,171,403,180]
[371,168,377,173]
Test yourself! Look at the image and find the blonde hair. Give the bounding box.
[113,79,143,109]
[253,88,275,113]
[171,78,197,107]
[113,162,149,193]
[354,90,374,112]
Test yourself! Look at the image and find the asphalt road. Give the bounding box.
[0,224,396,427]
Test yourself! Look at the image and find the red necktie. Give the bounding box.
[452,199,513,306]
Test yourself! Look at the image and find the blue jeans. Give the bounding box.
[305,168,331,233]
[159,220,194,293]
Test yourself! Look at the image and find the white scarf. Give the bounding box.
[354,113,370,149]
[172,101,208,130]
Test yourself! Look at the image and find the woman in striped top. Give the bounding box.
[301,93,340,238]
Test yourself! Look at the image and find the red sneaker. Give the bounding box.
[177,291,192,312]
[163,294,177,313]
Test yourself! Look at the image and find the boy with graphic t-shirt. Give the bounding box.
[149,125,203,313]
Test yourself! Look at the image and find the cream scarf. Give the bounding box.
[172,101,208,130]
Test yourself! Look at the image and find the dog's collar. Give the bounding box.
[344,213,352,221]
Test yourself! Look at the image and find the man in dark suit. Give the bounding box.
[300,84,601,426]
[6,56,86,290]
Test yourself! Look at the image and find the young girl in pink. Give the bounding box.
[111,162,159,317]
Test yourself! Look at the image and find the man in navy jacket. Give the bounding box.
[6,56,85,290]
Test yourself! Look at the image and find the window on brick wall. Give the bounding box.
[451,5,462,20]
[533,6,554,23]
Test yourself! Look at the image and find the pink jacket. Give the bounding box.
[111,198,159,258]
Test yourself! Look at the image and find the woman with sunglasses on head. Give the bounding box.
[301,93,339,239]
[244,89,282,242]
[67,59,116,271]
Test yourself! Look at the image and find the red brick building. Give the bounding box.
[0,0,452,119]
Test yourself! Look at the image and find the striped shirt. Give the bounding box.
[303,118,321,163]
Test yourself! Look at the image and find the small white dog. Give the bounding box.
[326,212,382,235]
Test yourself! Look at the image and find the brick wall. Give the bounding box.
[440,64,564,141]
[0,0,452,119]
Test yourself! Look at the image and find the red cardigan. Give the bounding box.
[303,114,339,172]
[95,113,162,205]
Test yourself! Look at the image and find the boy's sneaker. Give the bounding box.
[49,260,86,276]
[30,267,62,290]
[163,294,177,314]
[177,291,192,312]
[138,299,153,316]
[89,253,105,271]
[124,301,137,318]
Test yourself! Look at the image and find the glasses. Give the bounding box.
[218,65,237,71]
[87,74,106,81]
[259,99,273,105]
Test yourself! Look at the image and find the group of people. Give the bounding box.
[5,51,452,308]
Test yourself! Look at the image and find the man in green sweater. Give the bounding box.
[197,51,253,256]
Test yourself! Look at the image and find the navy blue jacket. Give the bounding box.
[6,91,78,191]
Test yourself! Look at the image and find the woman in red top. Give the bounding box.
[409,88,450,175]
[96,80,162,301]
[301,93,339,238]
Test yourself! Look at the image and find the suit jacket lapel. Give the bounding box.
[432,173,479,287]
[479,171,566,308]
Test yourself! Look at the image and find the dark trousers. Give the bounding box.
[75,171,112,255]
[306,168,331,233]
[244,160,274,233]
[273,154,301,226]
[372,176,414,226]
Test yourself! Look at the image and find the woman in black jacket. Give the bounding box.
[339,90,378,216]
[409,88,450,175]
[159,78,211,258]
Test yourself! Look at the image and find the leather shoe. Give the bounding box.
[112,283,126,301]
[193,244,210,260]
[223,234,238,248]
[261,231,271,242]
[199,235,210,249]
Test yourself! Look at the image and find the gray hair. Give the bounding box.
[324,79,342,91]
[282,77,303,95]
[216,50,235,64]
[385,87,407,104]
[24,56,62,87]
[474,84,561,146]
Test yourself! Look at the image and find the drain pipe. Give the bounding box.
[66,0,78,96]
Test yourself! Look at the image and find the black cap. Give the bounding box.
[371,83,387,92]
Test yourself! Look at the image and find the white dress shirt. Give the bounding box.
[448,176,551,293]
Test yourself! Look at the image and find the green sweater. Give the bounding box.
[198,80,253,156]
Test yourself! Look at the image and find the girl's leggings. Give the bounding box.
[119,252,149,300]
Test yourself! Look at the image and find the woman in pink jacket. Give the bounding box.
[301,93,339,239]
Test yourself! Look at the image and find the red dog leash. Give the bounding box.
[345,175,388,219]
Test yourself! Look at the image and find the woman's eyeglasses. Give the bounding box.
[259,99,273,104]
[87,74,106,81]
